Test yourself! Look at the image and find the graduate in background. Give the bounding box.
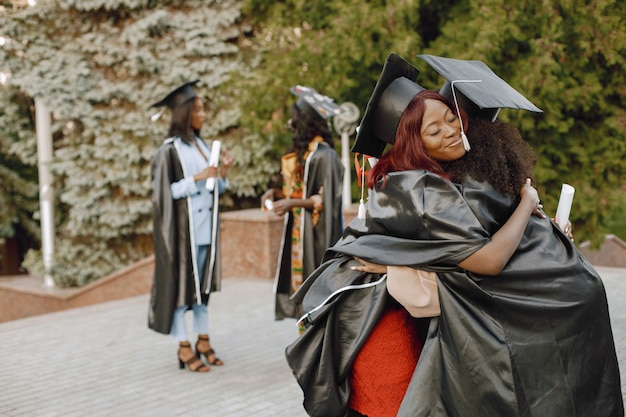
[149,80,234,373]
[261,86,344,327]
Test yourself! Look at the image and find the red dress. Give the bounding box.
[348,302,423,417]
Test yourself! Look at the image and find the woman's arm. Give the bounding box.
[458,178,544,275]
[267,191,322,217]
[352,179,544,277]
[271,197,316,215]
[351,258,439,318]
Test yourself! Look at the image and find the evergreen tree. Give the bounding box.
[0,0,266,286]
[1,0,624,286]
[417,0,626,244]
[241,0,626,245]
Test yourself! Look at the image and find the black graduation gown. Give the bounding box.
[286,170,623,417]
[148,138,222,335]
[274,142,344,320]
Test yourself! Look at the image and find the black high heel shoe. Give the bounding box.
[178,341,210,372]
[195,335,224,366]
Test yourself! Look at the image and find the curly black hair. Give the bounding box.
[287,102,334,164]
[442,118,536,198]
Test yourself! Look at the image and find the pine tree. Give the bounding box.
[418,0,626,243]
[0,0,268,286]
[1,0,624,286]
[241,0,626,245]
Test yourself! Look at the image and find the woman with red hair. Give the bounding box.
[286,54,622,417]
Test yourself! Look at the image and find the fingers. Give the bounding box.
[220,148,235,167]
[533,206,547,219]
[563,220,572,234]
[196,166,218,180]
[350,257,387,273]
[564,220,574,242]
[271,200,289,216]
[351,257,367,272]
[206,166,219,177]
[523,178,544,215]
[223,154,234,167]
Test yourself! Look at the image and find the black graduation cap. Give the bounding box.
[290,85,344,120]
[417,54,542,121]
[351,53,424,157]
[150,80,199,121]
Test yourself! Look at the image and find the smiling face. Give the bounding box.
[190,96,206,131]
[419,99,466,162]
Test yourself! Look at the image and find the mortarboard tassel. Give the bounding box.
[357,153,367,220]
[358,198,366,220]
[461,132,471,152]
[451,79,483,153]
[150,107,166,122]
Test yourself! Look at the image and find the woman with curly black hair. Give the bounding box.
[261,86,344,326]
[286,55,622,417]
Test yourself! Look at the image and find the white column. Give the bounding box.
[35,98,55,288]
[334,102,360,210]
[341,131,351,209]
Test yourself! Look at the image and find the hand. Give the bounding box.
[261,189,274,202]
[221,148,235,169]
[556,219,575,242]
[261,189,274,210]
[219,148,235,178]
[350,257,388,274]
[271,199,292,216]
[520,178,546,219]
[194,166,219,181]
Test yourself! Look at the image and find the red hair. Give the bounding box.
[367,90,468,189]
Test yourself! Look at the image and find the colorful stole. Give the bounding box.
[280,137,323,297]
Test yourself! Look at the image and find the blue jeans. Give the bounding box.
[169,245,210,341]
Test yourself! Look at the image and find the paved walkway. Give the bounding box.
[0,267,625,417]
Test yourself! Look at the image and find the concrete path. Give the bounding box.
[0,267,624,416]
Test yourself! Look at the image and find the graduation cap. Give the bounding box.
[150,80,199,121]
[417,54,542,121]
[351,53,424,157]
[289,85,344,120]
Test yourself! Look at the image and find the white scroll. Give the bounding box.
[555,183,575,231]
[205,140,221,191]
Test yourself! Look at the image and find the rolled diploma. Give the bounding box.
[555,183,575,231]
[205,140,221,191]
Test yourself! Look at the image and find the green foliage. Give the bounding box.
[1,0,624,285]
[0,80,40,264]
[238,0,426,202]
[606,190,626,241]
[0,0,264,285]
[241,0,626,245]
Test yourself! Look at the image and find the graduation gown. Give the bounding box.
[148,138,222,335]
[286,170,623,417]
[274,141,344,320]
